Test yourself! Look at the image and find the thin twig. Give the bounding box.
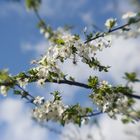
[84,18,140,43]
[80,111,102,118]
[15,83,35,99]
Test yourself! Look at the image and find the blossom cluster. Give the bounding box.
[0,8,140,126]
[89,80,140,122]
[32,57,64,85]
[41,27,112,60]
[33,98,67,122]
[31,27,112,85]
[32,96,90,125]
[122,12,137,19]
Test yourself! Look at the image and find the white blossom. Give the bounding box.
[0,86,8,96]
[32,98,90,124]
[99,80,112,88]
[44,32,49,38]
[122,12,137,19]
[105,18,117,29]
[88,35,111,52]
[81,117,89,125]
[40,28,45,34]
[37,78,46,86]
[103,102,110,112]
[33,96,45,105]
[16,78,29,88]
[32,100,67,122]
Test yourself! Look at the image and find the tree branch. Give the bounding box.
[1,10,140,102]
[43,79,140,100]
[45,79,90,89]
[1,77,140,100]
[80,111,102,118]
[84,18,140,43]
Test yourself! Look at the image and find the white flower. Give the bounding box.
[59,46,72,58]
[88,36,111,53]
[44,32,49,38]
[0,86,8,96]
[105,18,117,29]
[122,12,137,19]
[33,96,45,105]
[129,111,139,119]
[103,102,110,112]
[40,28,45,34]
[30,59,38,64]
[16,78,29,88]
[37,78,46,86]
[81,117,89,125]
[32,100,67,122]
[99,80,109,88]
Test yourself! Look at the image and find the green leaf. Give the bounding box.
[17,72,26,78]
[124,72,139,82]
[128,18,137,24]
[88,76,98,88]
[50,91,62,101]
[86,107,93,113]
[75,117,81,126]
[84,57,110,72]
[0,69,10,82]
[86,33,93,41]
[28,69,38,75]
[14,90,21,95]
[74,34,80,40]
[121,116,132,124]
[54,38,65,45]
[25,0,41,10]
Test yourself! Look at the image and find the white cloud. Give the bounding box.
[59,59,93,82]
[21,41,48,56]
[80,11,94,25]
[97,36,140,84]
[0,98,48,140]
[49,83,83,104]
[0,0,86,18]
[117,0,136,14]
[61,115,140,140]
[40,0,86,17]
[102,2,116,13]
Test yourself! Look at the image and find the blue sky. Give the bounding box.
[0,0,140,140]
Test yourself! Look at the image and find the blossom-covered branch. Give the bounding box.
[85,17,140,43]
[0,0,140,125]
